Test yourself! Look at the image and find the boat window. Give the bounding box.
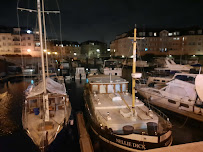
[122,84,126,92]
[29,99,38,108]
[92,85,98,93]
[100,85,106,93]
[180,103,189,108]
[175,75,195,84]
[168,99,176,104]
[115,84,120,92]
[108,85,114,93]
[152,90,160,93]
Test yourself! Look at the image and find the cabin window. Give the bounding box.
[108,85,114,93]
[122,84,126,92]
[180,103,189,108]
[29,99,38,108]
[92,85,98,93]
[100,85,106,93]
[115,84,120,92]
[168,99,176,104]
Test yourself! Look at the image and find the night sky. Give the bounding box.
[0,0,203,45]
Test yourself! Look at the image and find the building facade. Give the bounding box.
[81,40,107,58]
[47,40,81,59]
[110,27,203,57]
[0,27,41,57]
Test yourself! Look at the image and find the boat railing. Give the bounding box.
[143,99,172,130]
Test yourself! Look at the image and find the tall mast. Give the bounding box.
[37,0,46,94]
[42,0,49,77]
[132,25,137,108]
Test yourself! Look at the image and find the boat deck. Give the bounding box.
[91,92,159,131]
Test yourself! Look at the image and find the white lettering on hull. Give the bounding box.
[116,138,146,150]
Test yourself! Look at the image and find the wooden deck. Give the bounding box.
[150,99,203,122]
[76,112,94,152]
[146,141,203,152]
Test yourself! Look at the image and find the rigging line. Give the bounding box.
[26,0,30,29]
[178,116,188,128]
[42,0,49,77]
[17,0,25,83]
[55,0,63,62]
[47,15,58,40]
[121,42,133,71]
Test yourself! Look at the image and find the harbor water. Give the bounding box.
[0,68,203,152]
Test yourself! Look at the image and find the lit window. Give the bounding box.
[36,42,40,47]
[168,33,172,36]
[154,33,157,36]
[27,30,32,34]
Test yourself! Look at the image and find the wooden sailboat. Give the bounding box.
[84,25,172,151]
[21,0,71,151]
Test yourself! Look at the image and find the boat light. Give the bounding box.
[107,112,111,120]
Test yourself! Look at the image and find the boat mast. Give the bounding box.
[37,0,49,121]
[37,0,46,94]
[42,0,49,77]
[132,25,137,109]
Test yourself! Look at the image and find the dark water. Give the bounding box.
[0,71,203,152]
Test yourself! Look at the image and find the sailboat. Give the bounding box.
[83,26,172,151]
[21,0,71,150]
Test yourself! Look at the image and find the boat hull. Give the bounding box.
[84,101,172,151]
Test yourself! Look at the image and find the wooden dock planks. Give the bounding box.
[76,112,94,152]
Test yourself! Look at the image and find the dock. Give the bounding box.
[76,112,94,152]
[150,99,203,122]
[146,141,203,152]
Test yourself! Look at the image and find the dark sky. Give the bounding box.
[1,0,203,45]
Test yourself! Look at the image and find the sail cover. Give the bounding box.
[27,78,66,98]
[195,74,203,101]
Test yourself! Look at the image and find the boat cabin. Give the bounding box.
[88,76,128,94]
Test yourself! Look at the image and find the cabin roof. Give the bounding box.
[88,75,128,84]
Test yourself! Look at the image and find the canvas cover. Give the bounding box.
[195,74,203,101]
[27,78,66,98]
[166,79,196,100]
